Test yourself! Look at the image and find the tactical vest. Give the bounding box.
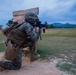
[8,27,28,46]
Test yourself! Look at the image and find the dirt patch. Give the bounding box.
[0,53,70,75]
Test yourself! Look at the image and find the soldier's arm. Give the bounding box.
[23,23,39,42]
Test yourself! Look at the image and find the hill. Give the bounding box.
[51,23,76,28]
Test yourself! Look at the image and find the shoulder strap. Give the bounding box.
[3,22,24,36]
[13,22,25,29]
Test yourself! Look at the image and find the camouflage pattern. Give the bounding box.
[8,22,39,46]
[0,47,22,70]
[25,12,39,25]
[4,40,19,61]
[0,22,39,70]
[29,41,39,62]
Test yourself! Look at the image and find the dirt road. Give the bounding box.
[0,52,70,75]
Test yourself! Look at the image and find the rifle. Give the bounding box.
[35,21,46,40]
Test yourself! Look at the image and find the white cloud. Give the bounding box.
[17,0,76,19]
[0,0,76,26]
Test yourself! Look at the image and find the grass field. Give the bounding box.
[38,28,76,58]
[0,28,76,57]
[38,28,76,74]
[0,30,6,52]
[0,28,76,74]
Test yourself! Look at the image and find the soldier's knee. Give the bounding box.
[15,64,21,70]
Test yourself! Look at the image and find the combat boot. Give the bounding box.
[29,52,40,62]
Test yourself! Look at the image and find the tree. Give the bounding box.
[50,24,54,28]
[45,21,51,28]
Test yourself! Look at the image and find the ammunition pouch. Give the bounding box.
[8,28,28,46]
[4,41,19,61]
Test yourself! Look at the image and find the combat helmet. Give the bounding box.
[25,12,39,24]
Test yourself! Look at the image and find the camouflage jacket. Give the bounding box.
[7,22,39,46]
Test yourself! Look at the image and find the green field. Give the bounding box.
[0,28,76,58]
[38,28,76,74]
[0,30,6,52]
[38,28,76,58]
[0,28,76,74]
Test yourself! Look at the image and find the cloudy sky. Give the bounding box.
[0,0,76,27]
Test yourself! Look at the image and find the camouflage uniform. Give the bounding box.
[0,13,39,70]
[0,47,22,70]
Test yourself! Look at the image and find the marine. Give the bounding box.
[0,12,40,71]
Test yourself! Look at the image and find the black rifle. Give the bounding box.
[35,21,46,40]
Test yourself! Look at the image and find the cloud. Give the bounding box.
[0,0,76,27]
[39,0,76,23]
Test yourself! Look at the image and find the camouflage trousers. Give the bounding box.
[0,42,22,70]
[0,40,38,70]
